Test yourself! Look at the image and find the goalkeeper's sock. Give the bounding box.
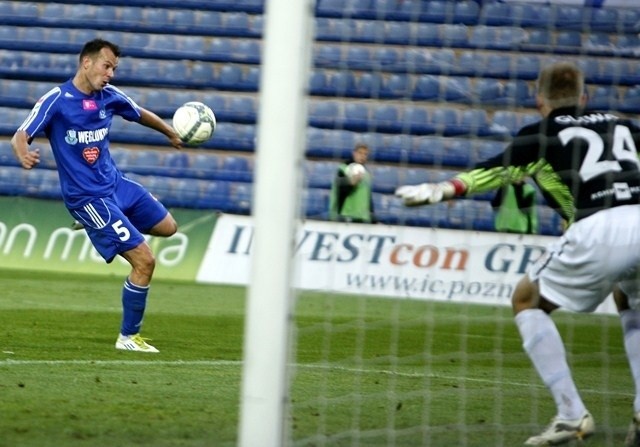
[620,309,640,412]
[515,309,586,420]
[121,278,149,336]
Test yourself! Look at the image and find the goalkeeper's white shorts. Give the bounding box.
[528,204,640,313]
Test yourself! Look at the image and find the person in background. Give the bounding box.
[491,180,539,234]
[329,143,375,223]
[11,38,183,353]
[396,61,640,446]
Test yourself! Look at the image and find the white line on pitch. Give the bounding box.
[0,359,631,397]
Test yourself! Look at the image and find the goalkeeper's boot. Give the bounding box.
[71,220,84,230]
[625,412,640,447]
[524,412,594,445]
[115,333,159,353]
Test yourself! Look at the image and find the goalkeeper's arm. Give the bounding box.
[395,166,528,207]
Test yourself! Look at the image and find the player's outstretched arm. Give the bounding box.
[395,179,466,207]
[11,130,40,170]
[138,107,183,149]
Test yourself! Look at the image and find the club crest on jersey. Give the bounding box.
[64,130,78,145]
[99,109,107,119]
[82,147,100,164]
[82,99,98,110]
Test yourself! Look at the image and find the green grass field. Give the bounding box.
[0,268,634,446]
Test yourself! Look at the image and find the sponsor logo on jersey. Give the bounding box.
[82,147,100,164]
[64,129,78,145]
[82,99,98,110]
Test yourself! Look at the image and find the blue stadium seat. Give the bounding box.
[306,161,336,189]
[352,72,384,98]
[411,75,441,101]
[431,108,461,136]
[584,33,612,55]
[128,150,164,176]
[188,153,221,180]
[618,87,640,114]
[380,74,410,99]
[315,45,343,68]
[233,39,261,64]
[515,54,541,80]
[346,46,373,71]
[342,102,370,131]
[376,134,411,162]
[315,18,347,42]
[440,24,470,48]
[309,101,340,128]
[228,182,253,214]
[403,106,433,134]
[479,1,512,26]
[375,47,401,71]
[309,70,331,96]
[555,31,582,53]
[226,96,257,123]
[538,205,563,236]
[142,8,170,27]
[454,1,480,25]
[209,38,234,62]
[400,167,432,186]
[519,3,551,28]
[194,10,224,30]
[167,178,201,208]
[412,137,445,165]
[223,13,251,37]
[552,4,584,31]
[0,166,23,195]
[522,29,551,52]
[370,165,399,194]
[221,156,252,182]
[414,23,441,46]
[196,180,231,210]
[588,85,620,111]
[302,188,330,219]
[443,77,472,103]
[215,64,243,89]
[443,139,472,167]
[162,152,191,178]
[371,105,400,133]
[169,9,196,31]
[0,141,20,167]
[384,21,410,45]
[34,169,62,200]
[329,71,357,96]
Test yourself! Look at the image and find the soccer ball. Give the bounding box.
[172,101,216,146]
[346,163,366,179]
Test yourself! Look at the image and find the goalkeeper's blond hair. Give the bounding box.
[537,62,584,109]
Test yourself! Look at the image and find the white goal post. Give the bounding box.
[237,0,314,446]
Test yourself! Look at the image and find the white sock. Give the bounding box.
[515,309,586,420]
[621,309,640,413]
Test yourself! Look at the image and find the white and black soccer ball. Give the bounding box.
[172,101,216,146]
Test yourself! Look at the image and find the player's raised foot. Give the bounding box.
[70,220,84,230]
[524,412,594,445]
[115,333,159,353]
[625,412,640,447]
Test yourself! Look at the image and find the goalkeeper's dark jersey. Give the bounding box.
[457,106,640,224]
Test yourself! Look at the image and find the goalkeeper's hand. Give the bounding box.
[395,181,456,206]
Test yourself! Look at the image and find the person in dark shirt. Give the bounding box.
[397,62,640,446]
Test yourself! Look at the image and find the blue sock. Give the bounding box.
[120,278,149,336]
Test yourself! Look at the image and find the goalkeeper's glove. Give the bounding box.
[395,181,457,206]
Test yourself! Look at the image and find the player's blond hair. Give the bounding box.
[537,62,584,109]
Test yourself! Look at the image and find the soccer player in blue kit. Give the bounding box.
[11,39,183,353]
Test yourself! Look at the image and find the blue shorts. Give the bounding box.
[69,176,169,263]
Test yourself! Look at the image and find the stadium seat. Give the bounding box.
[352,72,384,98]
[403,106,433,135]
[227,182,253,214]
[196,180,231,210]
[380,74,410,99]
[618,87,640,114]
[329,71,357,96]
[0,141,20,167]
[128,150,164,176]
[588,85,620,111]
[167,178,200,208]
[162,152,191,178]
[302,188,329,219]
[370,165,399,194]
[220,156,252,182]
[306,161,336,189]
[384,21,410,45]
[315,45,343,68]
[411,75,441,101]
[443,77,472,104]
[554,31,582,53]
[233,39,261,64]
[309,100,341,129]
[371,105,401,133]
[440,24,470,48]
[442,139,472,167]
[342,102,370,131]
[188,153,221,180]
[223,13,251,37]
[552,4,584,31]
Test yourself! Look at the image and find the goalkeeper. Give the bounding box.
[397,62,640,446]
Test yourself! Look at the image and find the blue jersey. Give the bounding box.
[18,79,141,208]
